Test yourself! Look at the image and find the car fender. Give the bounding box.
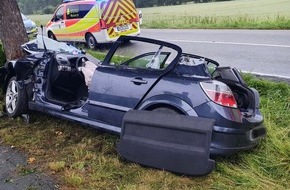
[0,61,16,91]
[0,66,8,91]
[0,58,35,93]
[137,94,198,116]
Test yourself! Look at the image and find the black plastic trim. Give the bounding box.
[118,110,216,176]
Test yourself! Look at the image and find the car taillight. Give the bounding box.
[100,19,107,29]
[200,81,237,108]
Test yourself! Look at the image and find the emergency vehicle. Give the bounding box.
[46,0,141,49]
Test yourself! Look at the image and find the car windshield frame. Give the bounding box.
[102,36,183,72]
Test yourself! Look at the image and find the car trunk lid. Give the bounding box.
[213,67,260,116]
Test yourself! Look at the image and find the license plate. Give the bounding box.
[116,24,130,32]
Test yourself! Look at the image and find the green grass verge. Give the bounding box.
[27,14,52,27]
[141,0,290,29]
[143,15,290,29]
[0,74,289,189]
[28,0,290,30]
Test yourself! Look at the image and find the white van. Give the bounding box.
[46,0,141,49]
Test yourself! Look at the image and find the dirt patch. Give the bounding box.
[0,143,57,190]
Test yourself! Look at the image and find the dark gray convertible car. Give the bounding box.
[0,36,266,175]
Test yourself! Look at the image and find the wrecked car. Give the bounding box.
[21,35,84,55]
[21,13,37,35]
[0,36,266,175]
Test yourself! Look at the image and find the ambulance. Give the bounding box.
[46,0,141,49]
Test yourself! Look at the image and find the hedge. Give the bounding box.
[0,42,6,67]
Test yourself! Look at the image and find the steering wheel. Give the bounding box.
[75,56,89,78]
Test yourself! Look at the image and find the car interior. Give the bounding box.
[46,54,89,106]
[212,67,256,111]
[180,53,256,111]
[107,40,179,70]
[119,52,171,69]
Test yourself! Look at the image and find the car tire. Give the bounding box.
[152,107,179,114]
[5,77,28,118]
[86,33,98,49]
[48,31,57,41]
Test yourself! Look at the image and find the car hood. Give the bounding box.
[23,19,35,28]
[21,35,83,55]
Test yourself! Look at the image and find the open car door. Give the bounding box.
[87,36,182,127]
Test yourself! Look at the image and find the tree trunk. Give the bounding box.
[0,0,29,61]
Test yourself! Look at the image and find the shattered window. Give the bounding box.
[108,40,178,70]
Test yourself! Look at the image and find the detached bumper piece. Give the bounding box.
[117,110,216,176]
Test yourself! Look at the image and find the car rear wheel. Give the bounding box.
[86,33,98,49]
[5,77,28,118]
[48,31,56,41]
[152,107,179,114]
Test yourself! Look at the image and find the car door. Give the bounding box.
[50,6,66,40]
[87,36,182,127]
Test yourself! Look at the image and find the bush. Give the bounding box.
[34,10,43,15]
[43,6,55,14]
[0,42,6,67]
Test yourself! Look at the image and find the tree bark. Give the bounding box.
[0,0,29,60]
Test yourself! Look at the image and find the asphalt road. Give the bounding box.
[139,29,290,78]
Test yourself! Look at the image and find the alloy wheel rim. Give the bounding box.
[5,80,18,113]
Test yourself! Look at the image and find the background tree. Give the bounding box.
[0,0,28,60]
[17,0,61,14]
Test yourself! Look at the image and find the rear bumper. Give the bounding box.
[27,27,37,35]
[210,123,266,155]
[94,25,141,44]
[194,102,266,156]
[210,110,266,155]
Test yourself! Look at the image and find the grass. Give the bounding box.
[28,0,290,29]
[141,0,290,29]
[27,14,52,27]
[143,14,290,29]
[0,74,290,189]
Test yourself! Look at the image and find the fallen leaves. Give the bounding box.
[55,131,63,136]
[27,157,36,164]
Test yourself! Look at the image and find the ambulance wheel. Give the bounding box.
[48,31,56,41]
[86,33,98,49]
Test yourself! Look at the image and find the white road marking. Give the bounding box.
[162,39,290,48]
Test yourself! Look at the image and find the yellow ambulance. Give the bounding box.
[46,0,141,49]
